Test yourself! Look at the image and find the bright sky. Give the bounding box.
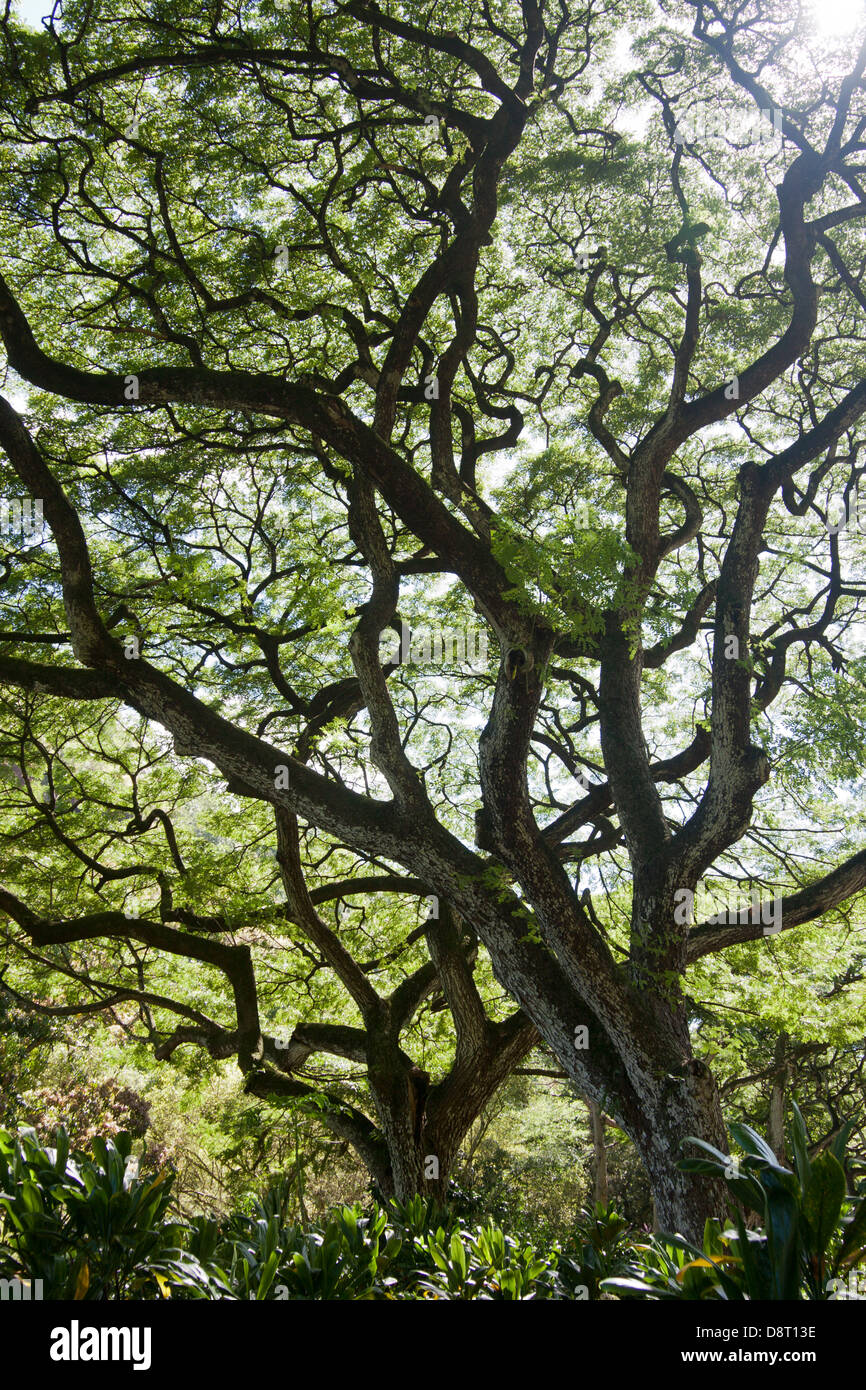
[12,0,865,36]
[13,0,52,27]
[807,0,866,38]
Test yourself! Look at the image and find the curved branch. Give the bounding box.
[686,848,866,961]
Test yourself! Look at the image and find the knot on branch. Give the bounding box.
[747,746,771,789]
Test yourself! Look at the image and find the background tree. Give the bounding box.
[0,0,865,1238]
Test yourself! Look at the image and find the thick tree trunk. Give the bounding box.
[376,1127,442,1202]
[366,1026,534,1203]
[628,1061,730,1240]
[366,1043,438,1202]
[373,1097,451,1204]
[366,1094,471,1204]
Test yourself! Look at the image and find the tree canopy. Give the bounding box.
[0,0,865,1239]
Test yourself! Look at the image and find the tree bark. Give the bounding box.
[768,1031,790,1164]
[589,1100,608,1208]
[628,1062,730,1239]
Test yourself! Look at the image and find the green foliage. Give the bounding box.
[0,0,864,1265]
[0,1123,639,1299]
[557,1202,641,1299]
[188,1186,580,1300]
[412,1221,555,1300]
[603,1106,866,1300]
[489,505,640,644]
[0,1124,229,1298]
[5,1117,865,1300]
[198,1197,402,1301]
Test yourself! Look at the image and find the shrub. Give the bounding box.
[0,1124,229,1299]
[602,1105,866,1300]
[8,1110,863,1301]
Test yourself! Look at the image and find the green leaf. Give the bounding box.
[728,1122,792,1173]
[838,1198,866,1267]
[679,1136,733,1168]
[52,1127,69,1176]
[449,1231,468,1282]
[802,1150,846,1260]
[828,1119,857,1167]
[762,1175,801,1300]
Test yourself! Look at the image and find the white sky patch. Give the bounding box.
[13,0,54,28]
[806,0,865,38]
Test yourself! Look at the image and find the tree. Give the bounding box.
[0,0,865,1238]
[0,697,537,1199]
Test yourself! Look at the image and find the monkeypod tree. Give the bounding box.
[0,0,866,1238]
[0,696,536,1199]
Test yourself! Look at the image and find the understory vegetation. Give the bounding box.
[2,1032,864,1299]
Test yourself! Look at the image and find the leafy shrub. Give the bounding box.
[8,1112,863,1301]
[556,1202,642,1298]
[185,1186,604,1300]
[602,1105,866,1301]
[24,1077,163,1155]
[193,1199,402,1301]
[0,1124,229,1298]
[380,1195,634,1300]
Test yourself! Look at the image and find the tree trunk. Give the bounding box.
[768,1031,789,1163]
[366,1047,441,1202]
[589,1100,608,1207]
[629,1060,730,1240]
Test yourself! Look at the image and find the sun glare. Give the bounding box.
[807,0,865,38]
